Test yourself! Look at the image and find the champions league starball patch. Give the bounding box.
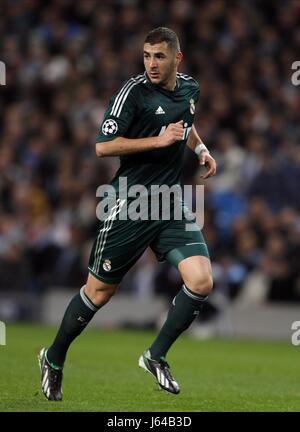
[102,119,118,135]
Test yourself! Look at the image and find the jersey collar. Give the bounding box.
[144,71,180,94]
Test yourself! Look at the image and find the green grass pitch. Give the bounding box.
[0,324,299,412]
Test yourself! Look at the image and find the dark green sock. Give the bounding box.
[149,285,207,361]
[46,287,99,369]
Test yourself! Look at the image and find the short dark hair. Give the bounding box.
[144,27,180,52]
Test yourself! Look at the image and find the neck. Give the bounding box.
[161,73,177,91]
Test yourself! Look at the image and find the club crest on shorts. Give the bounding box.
[189,98,195,114]
[103,259,112,271]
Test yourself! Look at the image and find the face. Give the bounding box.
[143,42,182,88]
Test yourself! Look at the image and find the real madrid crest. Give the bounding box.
[103,259,112,271]
[190,98,195,114]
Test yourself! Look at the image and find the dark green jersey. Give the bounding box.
[96,72,200,193]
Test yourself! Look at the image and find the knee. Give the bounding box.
[84,284,117,307]
[186,273,213,297]
[93,288,116,307]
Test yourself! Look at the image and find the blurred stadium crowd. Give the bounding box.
[0,0,300,320]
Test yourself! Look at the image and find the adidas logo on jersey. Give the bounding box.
[155,106,165,115]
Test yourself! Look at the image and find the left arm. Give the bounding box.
[186,125,217,179]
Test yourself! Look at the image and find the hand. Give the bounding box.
[157,120,184,147]
[199,151,217,179]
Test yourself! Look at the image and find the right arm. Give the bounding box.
[96,79,183,157]
[96,121,184,157]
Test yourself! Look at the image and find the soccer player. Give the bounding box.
[38,27,217,401]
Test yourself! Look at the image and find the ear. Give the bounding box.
[175,51,183,67]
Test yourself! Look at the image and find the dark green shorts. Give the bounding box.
[88,200,209,284]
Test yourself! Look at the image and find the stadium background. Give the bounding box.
[0,0,299,334]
